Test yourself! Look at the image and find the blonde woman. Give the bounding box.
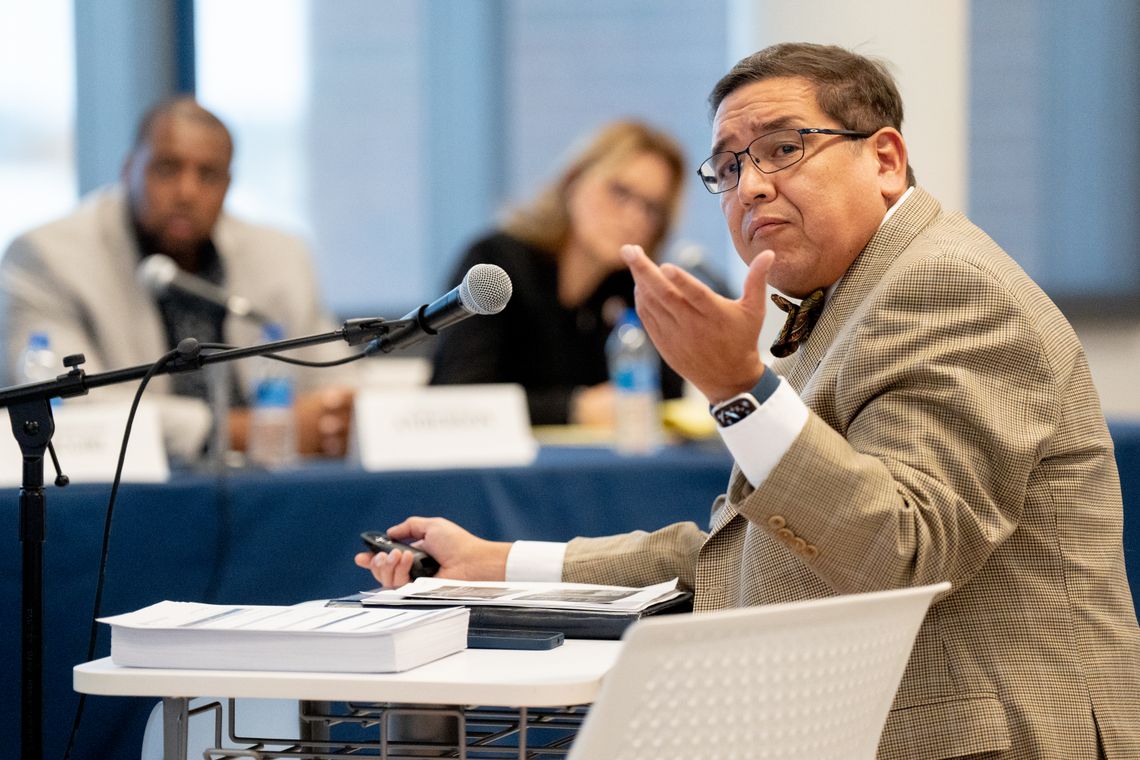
[430,120,686,425]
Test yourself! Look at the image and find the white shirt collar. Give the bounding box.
[880,185,915,228]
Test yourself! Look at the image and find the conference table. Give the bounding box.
[4,423,1140,759]
[1,441,733,760]
[74,638,622,759]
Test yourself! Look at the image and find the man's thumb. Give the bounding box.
[740,250,774,311]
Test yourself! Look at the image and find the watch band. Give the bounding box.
[710,368,781,428]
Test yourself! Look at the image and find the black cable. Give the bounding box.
[60,338,365,757]
[272,352,365,368]
[198,341,369,368]
[61,347,181,760]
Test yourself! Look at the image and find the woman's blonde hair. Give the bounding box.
[501,120,686,260]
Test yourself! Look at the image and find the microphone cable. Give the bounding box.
[59,336,375,757]
[62,342,187,759]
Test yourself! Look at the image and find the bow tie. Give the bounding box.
[769,288,826,358]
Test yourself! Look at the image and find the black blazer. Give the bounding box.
[430,232,683,425]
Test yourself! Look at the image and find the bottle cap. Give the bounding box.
[261,323,285,342]
[255,377,294,406]
[28,332,50,351]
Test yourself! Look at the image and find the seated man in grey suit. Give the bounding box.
[0,97,354,461]
[357,44,1140,759]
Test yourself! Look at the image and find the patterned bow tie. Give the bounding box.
[769,288,826,358]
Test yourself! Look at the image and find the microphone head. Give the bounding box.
[137,253,179,296]
[458,263,512,315]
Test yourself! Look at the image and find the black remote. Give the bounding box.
[360,531,440,579]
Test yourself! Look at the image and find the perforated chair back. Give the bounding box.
[568,581,949,760]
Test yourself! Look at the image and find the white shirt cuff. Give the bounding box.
[717,377,809,487]
[505,540,568,582]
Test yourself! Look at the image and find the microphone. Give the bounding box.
[365,263,512,355]
[137,253,270,324]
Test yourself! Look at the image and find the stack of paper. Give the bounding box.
[100,601,469,673]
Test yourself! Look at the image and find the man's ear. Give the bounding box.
[871,128,909,198]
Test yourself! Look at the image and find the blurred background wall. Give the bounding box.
[2,0,1138,416]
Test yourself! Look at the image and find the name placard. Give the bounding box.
[0,401,170,486]
[352,384,538,471]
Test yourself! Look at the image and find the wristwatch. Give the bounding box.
[711,393,759,427]
[710,368,780,428]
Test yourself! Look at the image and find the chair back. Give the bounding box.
[568,581,950,760]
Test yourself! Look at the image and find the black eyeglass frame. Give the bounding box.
[697,127,875,194]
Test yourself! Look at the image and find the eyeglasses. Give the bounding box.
[696,127,874,194]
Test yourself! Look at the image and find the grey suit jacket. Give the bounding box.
[0,185,355,457]
[563,188,1140,759]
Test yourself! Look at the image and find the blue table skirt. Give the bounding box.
[3,427,1138,759]
[1111,420,1140,610]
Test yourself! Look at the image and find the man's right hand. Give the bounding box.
[353,516,512,589]
[620,244,774,404]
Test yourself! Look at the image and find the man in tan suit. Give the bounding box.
[358,44,1140,758]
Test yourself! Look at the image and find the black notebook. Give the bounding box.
[327,590,692,640]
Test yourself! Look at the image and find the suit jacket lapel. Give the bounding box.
[716,190,943,540]
[772,188,942,394]
[96,188,171,377]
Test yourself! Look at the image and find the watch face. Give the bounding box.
[715,396,757,427]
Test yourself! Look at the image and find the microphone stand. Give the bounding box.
[1,316,408,760]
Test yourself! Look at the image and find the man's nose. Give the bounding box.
[174,168,204,199]
[735,157,775,203]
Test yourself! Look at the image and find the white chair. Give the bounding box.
[568,581,950,760]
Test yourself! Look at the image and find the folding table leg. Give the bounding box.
[300,700,331,743]
[161,697,189,760]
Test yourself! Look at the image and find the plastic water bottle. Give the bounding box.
[21,332,62,406]
[246,323,297,468]
[606,308,662,455]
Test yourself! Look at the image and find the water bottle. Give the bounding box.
[246,323,298,468]
[21,332,62,406]
[606,308,662,455]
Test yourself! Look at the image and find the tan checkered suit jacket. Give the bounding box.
[563,188,1140,759]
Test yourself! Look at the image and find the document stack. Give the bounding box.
[100,601,469,673]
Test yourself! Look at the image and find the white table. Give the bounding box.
[74,639,621,759]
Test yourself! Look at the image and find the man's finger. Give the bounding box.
[387,516,428,542]
[740,249,775,313]
[619,243,651,271]
[620,244,680,331]
[661,263,718,315]
[620,244,673,292]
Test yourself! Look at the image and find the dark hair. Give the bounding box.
[709,43,915,186]
[132,96,233,157]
